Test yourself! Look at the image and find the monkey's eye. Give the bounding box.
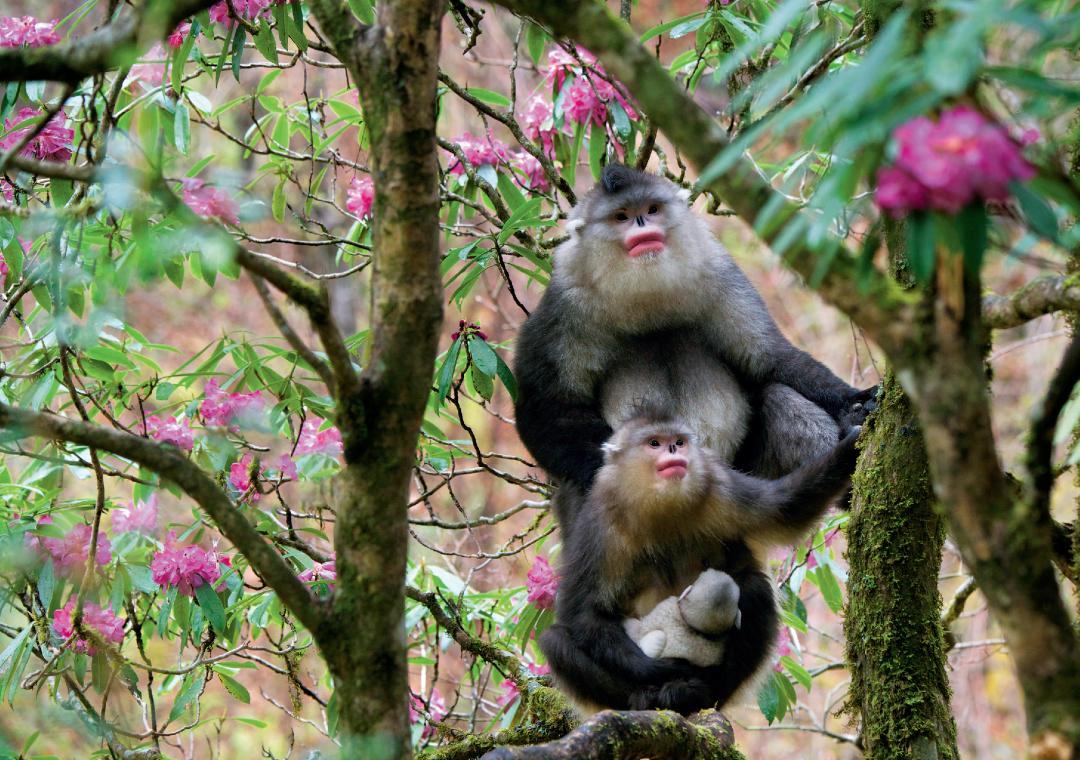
[675,438,685,447]
[648,204,659,215]
[615,212,629,222]
[649,439,661,448]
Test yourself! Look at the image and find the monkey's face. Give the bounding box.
[643,430,690,481]
[600,421,705,509]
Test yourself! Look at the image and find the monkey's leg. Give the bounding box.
[736,383,841,478]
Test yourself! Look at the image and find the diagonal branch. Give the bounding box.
[983,274,1080,330]
[1024,332,1080,516]
[250,273,335,389]
[0,403,327,636]
[491,0,913,352]
[0,0,217,84]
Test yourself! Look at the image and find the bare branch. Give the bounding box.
[983,275,1080,329]
[1024,333,1080,516]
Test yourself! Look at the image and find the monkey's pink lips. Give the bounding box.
[656,456,688,479]
[625,231,666,258]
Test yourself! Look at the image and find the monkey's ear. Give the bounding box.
[676,188,692,205]
[567,218,585,237]
[601,440,621,457]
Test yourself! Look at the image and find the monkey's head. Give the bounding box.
[597,417,708,520]
[555,165,716,327]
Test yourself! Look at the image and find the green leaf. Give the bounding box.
[435,336,463,405]
[464,88,511,108]
[231,27,247,82]
[497,172,526,210]
[905,211,935,284]
[168,672,203,723]
[194,583,226,636]
[588,125,605,181]
[467,337,498,376]
[640,12,706,42]
[347,0,375,24]
[171,26,198,95]
[174,102,190,155]
[287,0,308,51]
[813,564,844,614]
[215,669,251,703]
[470,365,494,400]
[780,655,812,690]
[494,353,518,402]
[957,202,987,275]
[254,20,278,64]
[525,22,547,64]
[272,179,286,223]
[757,672,780,724]
[1012,182,1059,243]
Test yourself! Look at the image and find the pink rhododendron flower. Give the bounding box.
[0,253,8,289]
[409,689,448,740]
[200,379,266,429]
[346,175,375,219]
[182,179,240,226]
[295,417,343,456]
[511,152,549,191]
[544,46,597,90]
[519,95,560,158]
[564,77,607,127]
[525,555,558,610]
[446,132,510,175]
[298,556,336,591]
[25,516,112,575]
[0,107,73,163]
[229,453,258,499]
[774,629,793,671]
[127,43,167,89]
[497,662,551,708]
[144,415,194,450]
[168,21,192,49]
[53,599,125,654]
[151,531,222,596]
[209,0,276,25]
[112,494,158,535]
[0,178,13,203]
[269,453,297,480]
[875,105,1035,217]
[0,16,61,48]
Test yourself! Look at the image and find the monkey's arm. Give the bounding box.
[708,428,860,544]
[514,299,612,490]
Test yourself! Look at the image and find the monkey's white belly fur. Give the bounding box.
[599,345,750,463]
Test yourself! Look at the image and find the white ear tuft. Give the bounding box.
[676,188,692,205]
[600,440,621,457]
[567,218,585,236]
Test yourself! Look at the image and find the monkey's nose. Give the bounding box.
[668,444,677,453]
[635,216,645,226]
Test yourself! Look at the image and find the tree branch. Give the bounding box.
[983,275,1080,330]
[0,0,217,84]
[1024,332,1080,516]
[479,709,739,760]
[0,403,327,636]
[490,0,913,353]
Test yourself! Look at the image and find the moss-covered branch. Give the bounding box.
[478,709,743,760]
[0,403,326,636]
[983,274,1080,329]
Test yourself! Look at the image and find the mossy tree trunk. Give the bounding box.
[845,375,958,759]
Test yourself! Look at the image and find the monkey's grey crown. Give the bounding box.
[601,163,651,194]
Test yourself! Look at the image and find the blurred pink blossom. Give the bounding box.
[564,77,606,127]
[497,662,551,708]
[0,178,12,203]
[0,253,8,289]
[511,152,549,191]
[151,531,221,596]
[200,378,266,429]
[209,0,276,25]
[271,453,297,480]
[229,453,258,499]
[112,494,158,535]
[168,21,192,49]
[519,95,560,158]
[875,105,1035,217]
[346,175,375,219]
[409,689,448,740]
[53,599,125,654]
[525,555,558,610]
[182,179,240,226]
[774,629,793,671]
[298,556,336,591]
[295,417,343,457]
[446,132,510,175]
[25,516,112,575]
[0,16,61,48]
[544,46,597,90]
[0,107,73,163]
[144,415,194,450]
[127,43,167,89]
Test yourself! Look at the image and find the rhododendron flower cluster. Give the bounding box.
[112,495,158,535]
[0,178,12,203]
[25,516,112,575]
[409,689,447,739]
[875,105,1035,217]
[346,175,375,219]
[200,379,266,429]
[182,179,240,226]
[270,453,297,480]
[518,95,561,158]
[497,662,551,708]
[168,21,192,49]
[541,46,636,129]
[295,417,343,456]
[209,0,277,25]
[151,532,221,596]
[144,415,194,450]
[512,152,549,191]
[127,43,167,89]
[53,599,125,654]
[298,556,336,591]
[544,47,597,90]
[446,132,510,175]
[0,107,74,163]
[525,555,557,610]
[450,320,487,341]
[229,453,258,499]
[0,15,61,48]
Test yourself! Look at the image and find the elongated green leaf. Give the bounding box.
[194,582,226,636]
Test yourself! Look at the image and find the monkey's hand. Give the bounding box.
[628,677,716,714]
[839,384,881,430]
